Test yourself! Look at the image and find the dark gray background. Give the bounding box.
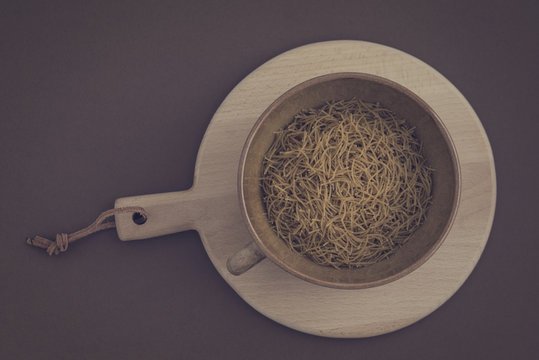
[1,1,538,359]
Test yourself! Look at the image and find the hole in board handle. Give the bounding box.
[132,212,147,225]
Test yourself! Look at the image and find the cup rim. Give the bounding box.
[238,72,461,289]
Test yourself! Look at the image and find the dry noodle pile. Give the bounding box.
[261,99,432,269]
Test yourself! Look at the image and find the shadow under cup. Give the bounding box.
[239,72,460,289]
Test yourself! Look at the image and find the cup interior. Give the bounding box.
[239,72,460,289]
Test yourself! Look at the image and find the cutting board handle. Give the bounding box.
[114,189,201,241]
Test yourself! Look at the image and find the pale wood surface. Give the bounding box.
[114,41,496,338]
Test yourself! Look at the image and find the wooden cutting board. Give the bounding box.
[114,41,496,338]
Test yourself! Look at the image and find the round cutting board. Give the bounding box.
[115,40,496,338]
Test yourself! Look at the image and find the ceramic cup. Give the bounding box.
[226,72,460,289]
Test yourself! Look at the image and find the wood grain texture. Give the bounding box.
[114,41,496,338]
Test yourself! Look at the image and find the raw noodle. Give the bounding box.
[261,99,432,269]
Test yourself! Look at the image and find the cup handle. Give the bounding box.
[227,241,266,275]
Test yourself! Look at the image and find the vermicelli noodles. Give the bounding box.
[261,99,432,269]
